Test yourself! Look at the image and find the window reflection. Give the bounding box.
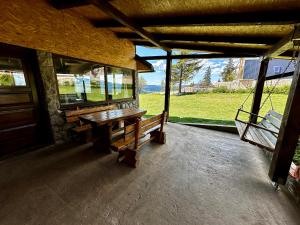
[107,67,134,100]
[54,57,105,105]
[0,57,26,86]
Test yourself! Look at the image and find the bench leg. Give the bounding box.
[150,130,166,144]
[118,148,139,168]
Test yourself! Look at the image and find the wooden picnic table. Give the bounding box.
[79,108,146,153]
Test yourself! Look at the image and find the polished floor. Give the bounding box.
[0,123,299,225]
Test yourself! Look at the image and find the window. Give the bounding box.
[107,67,134,100]
[53,56,135,106]
[54,57,106,105]
[0,57,26,87]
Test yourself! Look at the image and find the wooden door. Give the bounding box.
[0,44,51,157]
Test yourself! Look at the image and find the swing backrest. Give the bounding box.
[259,110,283,147]
[261,110,282,131]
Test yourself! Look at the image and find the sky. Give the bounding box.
[136,46,241,86]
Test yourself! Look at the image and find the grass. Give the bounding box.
[139,93,289,125]
[140,92,300,165]
[59,85,133,101]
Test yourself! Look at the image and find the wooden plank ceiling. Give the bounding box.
[51,0,300,58]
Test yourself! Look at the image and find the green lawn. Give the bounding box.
[59,85,132,101]
[139,93,289,125]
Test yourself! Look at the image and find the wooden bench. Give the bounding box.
[111,111,167,167]
[64,104,119,141]
[235,110,282,152]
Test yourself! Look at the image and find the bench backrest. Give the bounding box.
[124,111,166,148]
[65,104,118,123]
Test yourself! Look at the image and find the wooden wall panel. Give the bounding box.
[0,109,36,130]
[0,124,38,155]
[0,0,136,69]
[0,93,31,105]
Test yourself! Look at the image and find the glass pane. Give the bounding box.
[86,66,105,102]
[0,57,26,86]
[107,67,134,100]
[54,57,105,105]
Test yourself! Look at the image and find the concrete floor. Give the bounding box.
[0,123,299,225]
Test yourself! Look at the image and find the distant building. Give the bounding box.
[243,59,295,80]
[214,58,295,90]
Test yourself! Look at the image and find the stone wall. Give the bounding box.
[37,51,70,144]
[36,51,139,144]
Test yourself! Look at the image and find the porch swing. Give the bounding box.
[235,50,298,152]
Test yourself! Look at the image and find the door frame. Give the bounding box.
[0,42,54,157]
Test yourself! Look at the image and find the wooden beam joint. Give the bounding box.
[265,26,300,58]
[89,0,170,51]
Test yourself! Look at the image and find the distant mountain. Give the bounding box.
[142,85,161,93]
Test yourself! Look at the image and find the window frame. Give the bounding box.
[53,54,136,109]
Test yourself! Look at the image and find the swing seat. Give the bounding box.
[235,109,282,152]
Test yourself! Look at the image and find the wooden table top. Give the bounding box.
[79,108,147,126]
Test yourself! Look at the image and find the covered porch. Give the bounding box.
[0,0,300,224]
[1,123,299,225]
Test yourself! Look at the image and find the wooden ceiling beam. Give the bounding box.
[93,10,300,27]
[89,0,170,51]
[50,0,115,9]
[265,26,300,58]
[134,41,265,56]
[116,32,279,45]
[137,53,256,60]
[51,0,91,9]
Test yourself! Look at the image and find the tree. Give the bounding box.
[171,51,204,94]
[221,58,236,82]
[138,76,147,93]
[201,66,212,87]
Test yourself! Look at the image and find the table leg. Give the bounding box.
[92,124,112,154]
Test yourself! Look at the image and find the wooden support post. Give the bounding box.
[269,52,300,184]
[164,51,172,121]
[249,59,269,123]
